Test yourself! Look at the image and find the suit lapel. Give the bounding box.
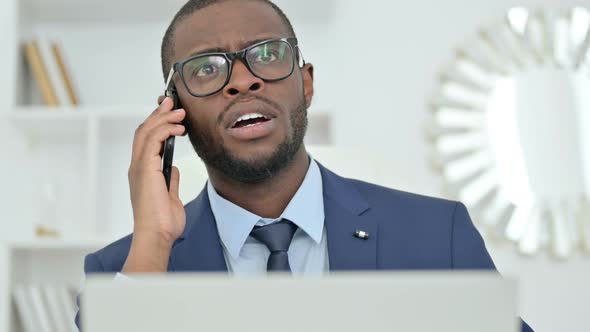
[319,163,378,271]
[169,187,228,272]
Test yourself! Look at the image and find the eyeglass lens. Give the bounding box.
[181,40,295,96]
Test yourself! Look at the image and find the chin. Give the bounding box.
[227,134,285,155]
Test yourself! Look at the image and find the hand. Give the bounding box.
[123,97,186,272]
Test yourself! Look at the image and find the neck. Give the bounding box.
[206,146,310,219]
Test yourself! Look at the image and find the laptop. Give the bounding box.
[82,272,518,332]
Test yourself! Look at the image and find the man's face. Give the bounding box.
[171,0,314,183]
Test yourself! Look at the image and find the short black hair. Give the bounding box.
[160,0,297,82]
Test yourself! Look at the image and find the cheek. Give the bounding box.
[283,86,305,121]
[187,111,215,137]
[185,103,227,145]
[275,80,304,113]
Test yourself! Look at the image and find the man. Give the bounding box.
[75,0,533,331]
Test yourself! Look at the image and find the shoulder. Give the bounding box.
[317,162,463,229]
[346,177,460,217]
[340,178,491,269]
[341,177,469,242]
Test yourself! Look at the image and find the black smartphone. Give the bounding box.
[162,70,181,191]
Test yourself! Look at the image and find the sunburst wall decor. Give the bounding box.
[429,7,590,259]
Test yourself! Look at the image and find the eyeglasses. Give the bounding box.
[167,37,304,97]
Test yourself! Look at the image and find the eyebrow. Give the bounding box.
[187,37,279,57]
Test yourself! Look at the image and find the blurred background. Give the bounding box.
[1,0,589,331]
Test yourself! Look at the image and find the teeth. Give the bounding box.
[233,113,269,126]
[237,113,264,122]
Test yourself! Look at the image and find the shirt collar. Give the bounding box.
[207,158,325,259]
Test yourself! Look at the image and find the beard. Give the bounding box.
[184,95,308,184]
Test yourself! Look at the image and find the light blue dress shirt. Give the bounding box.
[207,158,329,276]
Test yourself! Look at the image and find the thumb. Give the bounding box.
[169,166,181,201]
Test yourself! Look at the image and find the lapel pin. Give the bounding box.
[354,230,369,240]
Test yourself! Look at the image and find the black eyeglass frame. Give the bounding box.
[167,37,305,98]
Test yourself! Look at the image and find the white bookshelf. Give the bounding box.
[0,0,335,331]
[6,239,111,332]
[2,0,163,327]
[6,106,148,237]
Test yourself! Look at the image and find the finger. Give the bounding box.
[157,95,166,105]
[150,96,178,118]
[141,108,185,135]
[139,123,186,160]
[169,166,181,201]
[153,96,173,115]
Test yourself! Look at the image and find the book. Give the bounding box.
[28,285,53,332]
[24,40,59,107]
[12,285,38,332]
[51,41,80,106]
[42,284,80,332]
[36,35,69,108]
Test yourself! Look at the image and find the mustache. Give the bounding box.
[217,95,283,125]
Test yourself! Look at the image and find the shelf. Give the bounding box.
[11,105,151,117]
[9,108,87,143]
[7,237,113,251]
[9,107,87,119]
[7,105,149,143]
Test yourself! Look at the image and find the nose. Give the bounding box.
[222,60,264,97]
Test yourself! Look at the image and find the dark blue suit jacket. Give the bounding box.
[76,163,533,331]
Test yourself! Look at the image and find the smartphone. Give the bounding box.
[162,69,181,191]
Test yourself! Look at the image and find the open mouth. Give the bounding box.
[232,113,272,128]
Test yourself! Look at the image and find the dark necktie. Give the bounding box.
[250,219,298,272]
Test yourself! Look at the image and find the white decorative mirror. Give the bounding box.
[429,7,590,259]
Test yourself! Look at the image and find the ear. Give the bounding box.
[300,63,314,108]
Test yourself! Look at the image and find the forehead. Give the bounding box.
[173,0,291,61]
